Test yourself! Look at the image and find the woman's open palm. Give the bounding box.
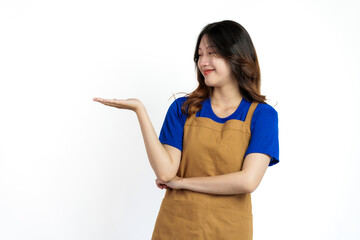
[93,97,143,112]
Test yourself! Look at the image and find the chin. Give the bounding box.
[204,79,219,87]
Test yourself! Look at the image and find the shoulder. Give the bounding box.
[253,102,278,122]
[168,96,188,115]
[249,102,278,132]
[172,96,188,107]
[170,97,187,110]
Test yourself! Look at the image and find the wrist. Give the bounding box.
[179,177,187,189]
[135,102,146,115]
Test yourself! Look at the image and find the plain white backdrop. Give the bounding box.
[1,0,359,239]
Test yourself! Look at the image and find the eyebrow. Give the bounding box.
[198,46,215,50]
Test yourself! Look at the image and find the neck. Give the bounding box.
[210,82,242,107]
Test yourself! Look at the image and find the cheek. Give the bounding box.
[217,61,232,75]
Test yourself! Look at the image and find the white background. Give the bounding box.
[1,0,359,239]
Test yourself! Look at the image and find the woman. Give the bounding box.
[93,20,279,239]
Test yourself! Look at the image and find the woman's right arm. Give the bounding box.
[135,105,181,182]
[93,97,181,182]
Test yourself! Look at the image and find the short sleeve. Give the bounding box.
[245,105,280,166]
[159,97,187,151]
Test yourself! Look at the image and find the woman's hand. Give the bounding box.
[93,97,143,112]
[155,178,168,190]
[155,176,184,190]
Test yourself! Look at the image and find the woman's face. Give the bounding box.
[197,35,234,88]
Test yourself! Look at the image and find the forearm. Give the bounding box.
[135,106,175,181]
[177,153,270,195]
[181,171,253,195]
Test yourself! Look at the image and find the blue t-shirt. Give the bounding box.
[159,96,279,166]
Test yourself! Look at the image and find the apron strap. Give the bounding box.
[244,102,259,124]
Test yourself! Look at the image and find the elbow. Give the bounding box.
[157,160,178,182]
[158,172,177,183]
[158,175,171,183]
[246,183,257,193]
[243,175,259,193]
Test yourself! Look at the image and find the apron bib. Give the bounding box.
[152,102,259,240]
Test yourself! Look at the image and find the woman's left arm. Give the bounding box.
[160,153,270,195]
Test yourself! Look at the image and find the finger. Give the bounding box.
[94,98,112,102]
[94,98,111,104]
[99,100,124,108]
[99,102,115,107]
[103,102,117,107]
[100,101,122,108]
[94,98,115,103]
[98,99,113,104]
[93,98,103,102]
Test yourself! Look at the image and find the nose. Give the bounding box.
[198,54,209,67]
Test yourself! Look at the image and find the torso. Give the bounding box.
[151,101,259,240]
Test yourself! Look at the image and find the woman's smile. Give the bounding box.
[203,69,214,76]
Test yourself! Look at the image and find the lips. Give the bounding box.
[203,69,214,75]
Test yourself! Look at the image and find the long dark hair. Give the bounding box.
[181,20,267,116]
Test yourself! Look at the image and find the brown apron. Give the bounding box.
[152,102,259,240]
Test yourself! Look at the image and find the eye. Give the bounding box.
[198,52,217,57]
